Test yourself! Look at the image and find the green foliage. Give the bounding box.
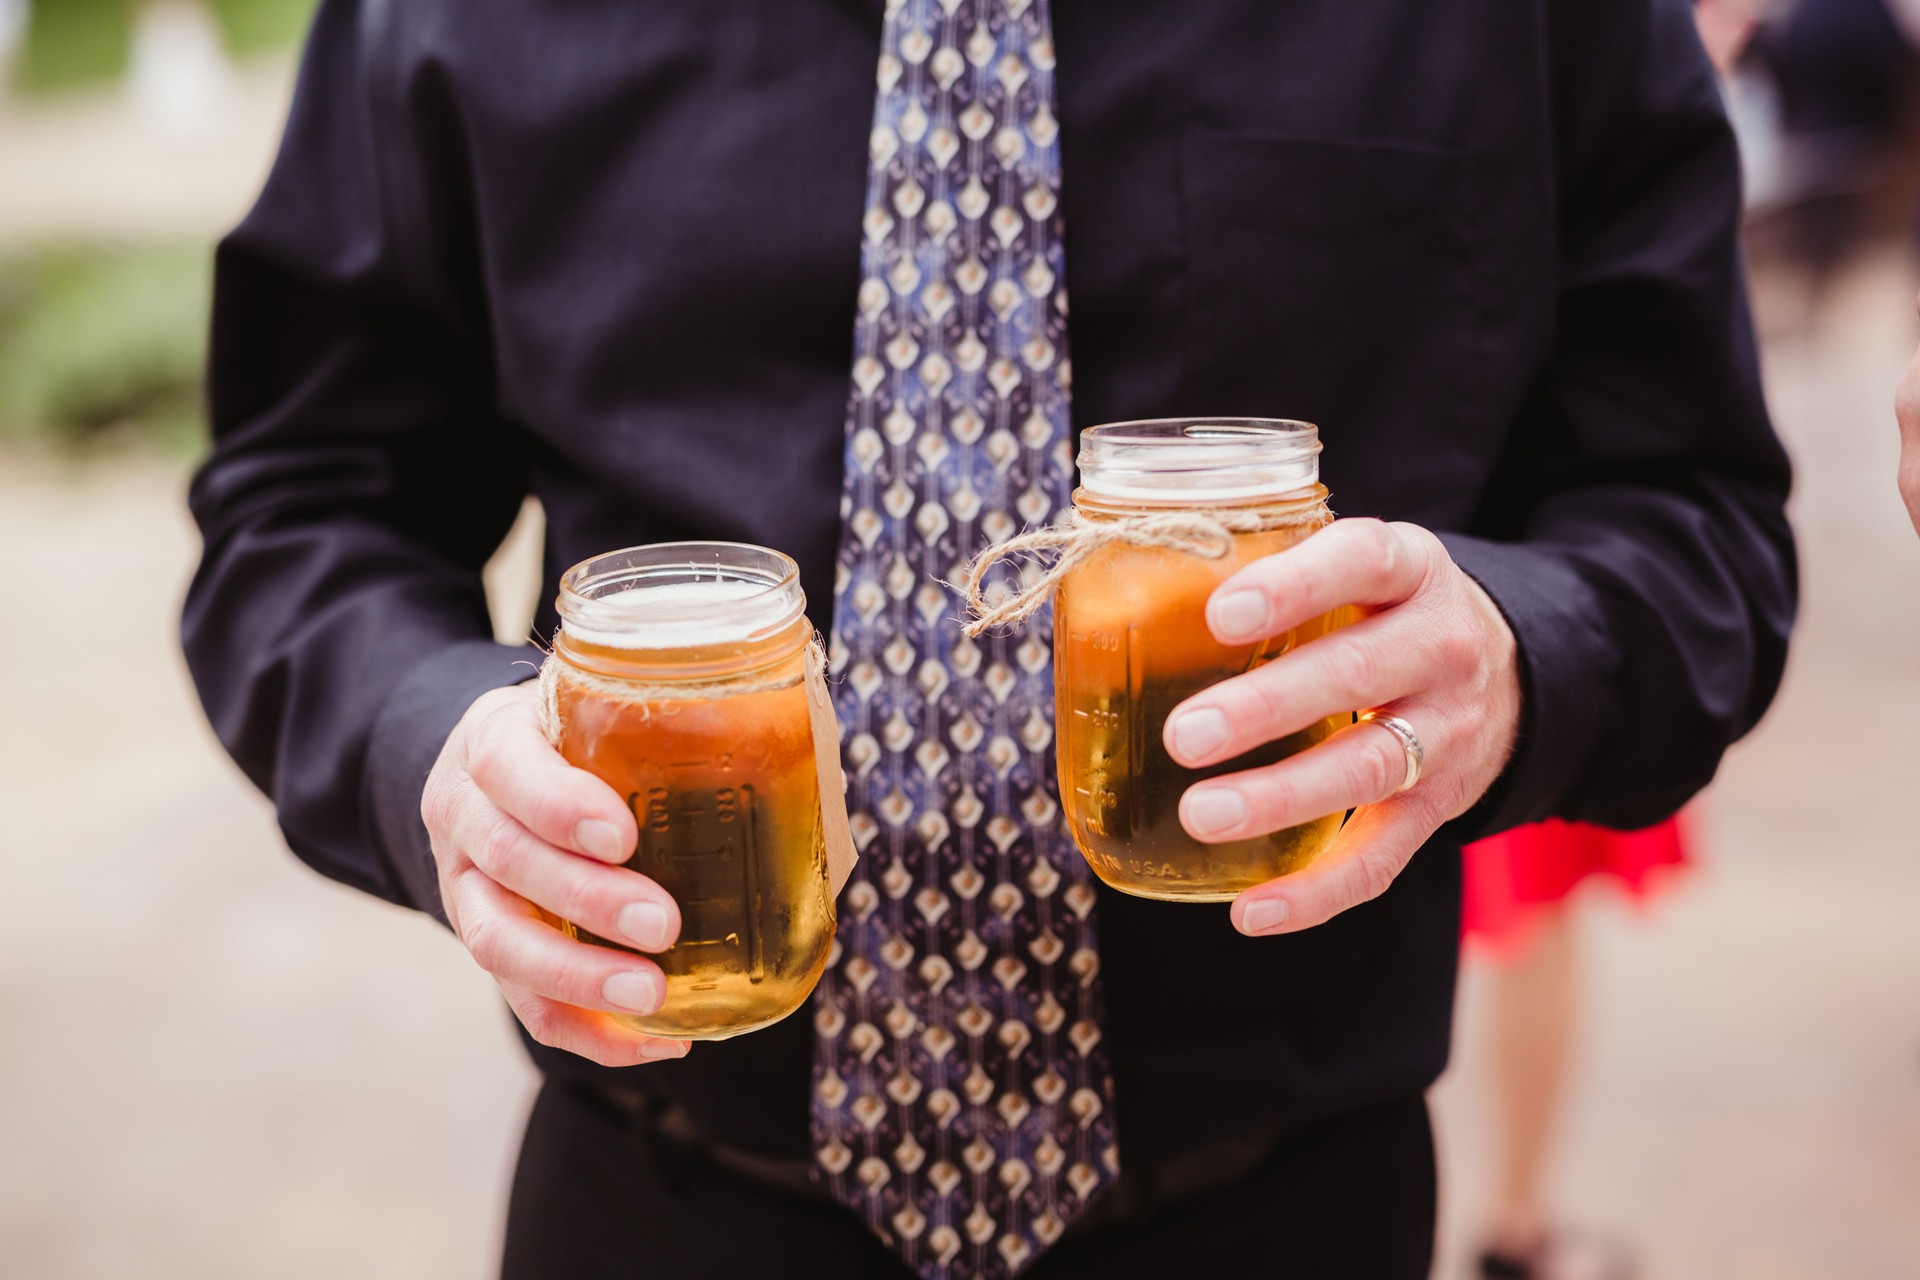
[18,0,133,94]
[15,0,318,94]
[0,243,212,454]
[208,0,316,56]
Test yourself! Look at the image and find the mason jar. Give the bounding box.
[547,542,834,1039]
[1053,419,1353,902]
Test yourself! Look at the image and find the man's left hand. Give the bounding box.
[1161,518,1523,936]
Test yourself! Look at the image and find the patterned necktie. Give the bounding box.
[811,2,1119,1276]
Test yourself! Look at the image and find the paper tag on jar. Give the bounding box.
[805,655,859,896]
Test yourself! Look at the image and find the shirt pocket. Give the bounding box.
[1177,132,1484,512]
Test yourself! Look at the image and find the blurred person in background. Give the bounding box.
[1735,0,1919,270]
[1752,0,1918,184]
[180,2,1797,1276]
[1460,817,1689,1280]
[1899,311,1920,532]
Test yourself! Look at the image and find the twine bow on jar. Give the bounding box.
[958,506,1330,637]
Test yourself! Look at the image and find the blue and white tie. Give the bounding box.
[810,2,1120,1276]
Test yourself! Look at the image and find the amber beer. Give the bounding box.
[1054,420,1352,901]
[548,544,834,1039]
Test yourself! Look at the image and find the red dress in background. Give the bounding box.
[1460,816,1690,955]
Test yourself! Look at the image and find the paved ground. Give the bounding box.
[2,64,1918,1280]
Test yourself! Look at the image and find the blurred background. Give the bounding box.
[1,2,1917,1277]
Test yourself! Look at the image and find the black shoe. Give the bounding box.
[1477,1232,1635,1280]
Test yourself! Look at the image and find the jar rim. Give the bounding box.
[556,541,805,648]
[1077,417,1321,503]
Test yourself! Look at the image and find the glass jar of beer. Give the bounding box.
[547,543,835,1039]
[1054,419,1352,902]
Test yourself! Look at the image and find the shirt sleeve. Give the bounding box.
[1438,0,1796,838]
[182,0,535,919]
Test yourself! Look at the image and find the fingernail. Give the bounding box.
[641,1039,691,1061]
[602,969,663,1013]
[1168,707,1229,761]
[575,818,627,862]
[1184,788,1247,837]
[617,900,674,951]
[1239,898,1290,935]
[1210,589,1271,641]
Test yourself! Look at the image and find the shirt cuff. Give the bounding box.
[363,638,545,922]
[1432,533,1617,842]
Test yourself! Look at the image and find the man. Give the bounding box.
[183,1,1795,1276]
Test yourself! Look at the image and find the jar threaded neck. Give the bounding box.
[1077,418,1321,505]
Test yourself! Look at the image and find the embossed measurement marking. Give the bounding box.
[1068,629,1122,651]
[626,780,765,981]
[1070,705,1122,730]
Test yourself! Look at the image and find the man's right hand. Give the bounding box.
[422,682,691,1065]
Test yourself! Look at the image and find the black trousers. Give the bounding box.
[502,1079,1436,1279]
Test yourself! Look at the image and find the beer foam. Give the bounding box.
[564,579,797,649]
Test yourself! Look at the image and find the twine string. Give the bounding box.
[959,507,1329,637]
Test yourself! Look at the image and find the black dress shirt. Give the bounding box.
[184,0,1795,1167]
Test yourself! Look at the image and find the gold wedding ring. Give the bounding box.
[1357,711,1425,793]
